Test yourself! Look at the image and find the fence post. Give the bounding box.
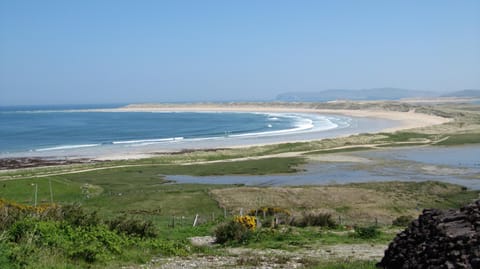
[193,214,199,227]
[49,179,54,203]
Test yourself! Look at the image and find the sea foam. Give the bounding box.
[35,144,101,152]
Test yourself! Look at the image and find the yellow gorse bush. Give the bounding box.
[233,215,256,230]
[0,198,58,214]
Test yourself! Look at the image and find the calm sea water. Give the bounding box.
[0,105,341,155]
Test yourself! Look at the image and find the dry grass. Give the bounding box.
[210,181,478,225]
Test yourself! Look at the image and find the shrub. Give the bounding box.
[6,218,127,264]
[61,204,100,227]
[233,216,256,230]
[0,199,61,231]
[293,213,336,228]
[66,225,125,263]
[8,243,36,268]
[354,225,381,239]
[392,215,413,227]
[0,240,13,269]
[214,221,252,244]
[248,207,291,217]
[7,218,47,244]
[107,216,158,238]
[146,239,189,256]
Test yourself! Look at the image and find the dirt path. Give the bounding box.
[124,243,387,269]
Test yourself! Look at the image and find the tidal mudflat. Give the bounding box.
[167,145,480,189]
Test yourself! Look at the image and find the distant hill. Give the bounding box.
[441,89,480,98]
[276,88,436,102]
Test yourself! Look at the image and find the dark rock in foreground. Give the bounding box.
[378,200,480,269]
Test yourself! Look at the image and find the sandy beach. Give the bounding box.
[111,103,450,133]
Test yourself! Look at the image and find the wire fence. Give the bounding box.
[165,207,387,229]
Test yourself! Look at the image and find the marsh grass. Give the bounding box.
[435,133,480,145]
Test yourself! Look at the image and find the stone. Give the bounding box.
[377,200,480,269]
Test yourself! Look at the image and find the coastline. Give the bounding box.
[0,103,451,162]
[109,103,450,132]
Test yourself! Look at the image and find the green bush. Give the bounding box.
[6,218,127,264]
[67,225,125,262]
[7,219,35,243]
[214,221,252,244]
[392,215,413,227]
[353,226,381,239]
[8,243,36,268]
[0,202,191,267]
[145,239,189,256]
[61,204,100,227]
[293,213,336,228]
[0,240,14,269]
[0,200,101,233]
[107,216,158,238]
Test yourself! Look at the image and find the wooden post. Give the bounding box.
[172,215,175,228]
[34,183,38,207]
[49,179,54,203]
[193,214,199,227]
[224,207,227,218]
[240,208,243,216]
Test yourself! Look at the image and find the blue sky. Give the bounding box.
[1,0,479,105]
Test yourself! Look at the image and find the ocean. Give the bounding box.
[0,105,347,157]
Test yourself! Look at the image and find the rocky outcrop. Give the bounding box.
[378,200,480,269]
